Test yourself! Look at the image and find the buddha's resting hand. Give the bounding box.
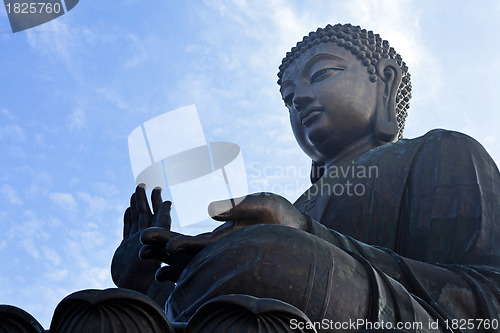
[111,185,173,294]
[140,192,308,283]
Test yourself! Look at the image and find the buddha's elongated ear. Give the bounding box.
[374,58,402,142]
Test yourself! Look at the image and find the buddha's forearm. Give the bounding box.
[306,216,495,326]
[165,224,452,331]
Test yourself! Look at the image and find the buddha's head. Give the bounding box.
[278,24,411,174]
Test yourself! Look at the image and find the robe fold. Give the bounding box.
[167,129,500,331]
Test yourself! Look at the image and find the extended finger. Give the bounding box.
[155,200,172,229]
[151,187,163,214]
[130,193,138,220]
[123,207,132,239]
[166,230,232,254]
[140,227,181,247]
[130,193,139,235]
[139,244,170,263]
[135,184,152,216]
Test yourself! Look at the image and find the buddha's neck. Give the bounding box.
[323,135,381,169]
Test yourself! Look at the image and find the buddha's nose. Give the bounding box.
[293,84,314,112]
[293,95,314,112]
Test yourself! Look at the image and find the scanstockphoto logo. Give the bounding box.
[128,105,248,235]
[4,0,79,33]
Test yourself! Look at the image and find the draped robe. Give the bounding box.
[167,129,500,331]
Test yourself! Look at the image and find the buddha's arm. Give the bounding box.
[306,205,500,328]
[403,130,500,267]
[304,131,500,326]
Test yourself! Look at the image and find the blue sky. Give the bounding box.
[1,0,500,328]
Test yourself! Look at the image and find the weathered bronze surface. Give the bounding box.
[49,288,175,333]
[110,24,500,332]
[0,305,45,333]
[3,23,499,333]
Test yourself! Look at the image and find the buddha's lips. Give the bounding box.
[300,107,324,126]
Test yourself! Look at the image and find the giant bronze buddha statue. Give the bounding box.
[111,24,500,332]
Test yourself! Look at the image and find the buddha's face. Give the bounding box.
[280,43,378,163]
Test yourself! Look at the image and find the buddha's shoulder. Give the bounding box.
[403,129,489,156]
[360,129,491,168]
[381,129,486,154]
[411,128,482,145]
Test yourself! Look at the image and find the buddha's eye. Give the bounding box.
[310,67,343,84]
[283,93,294,109]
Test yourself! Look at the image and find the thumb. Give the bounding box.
[208,194,268,221]
[207,197,237,220]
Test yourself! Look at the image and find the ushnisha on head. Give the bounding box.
[277,23,411,140]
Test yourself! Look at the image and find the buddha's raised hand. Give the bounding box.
[111,185,173,293]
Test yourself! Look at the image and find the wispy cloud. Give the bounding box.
[67,107,86,130]
[1,108,16,121]
[77,192,108,220]
[0,183,23,205]
[342,0,442,101]
[42,246,61,266]
[6,210,50,260]
[24,168,53,200]
[49,192,78,212]
[96,87,129,110]
[43,268,68,282]
[0,124,26,142]
[123,34,152,69]
[26,20,76,75]
[24,19,99,84]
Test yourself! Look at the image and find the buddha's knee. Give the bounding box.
[182,224,328,283]
[168,225,339,322]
